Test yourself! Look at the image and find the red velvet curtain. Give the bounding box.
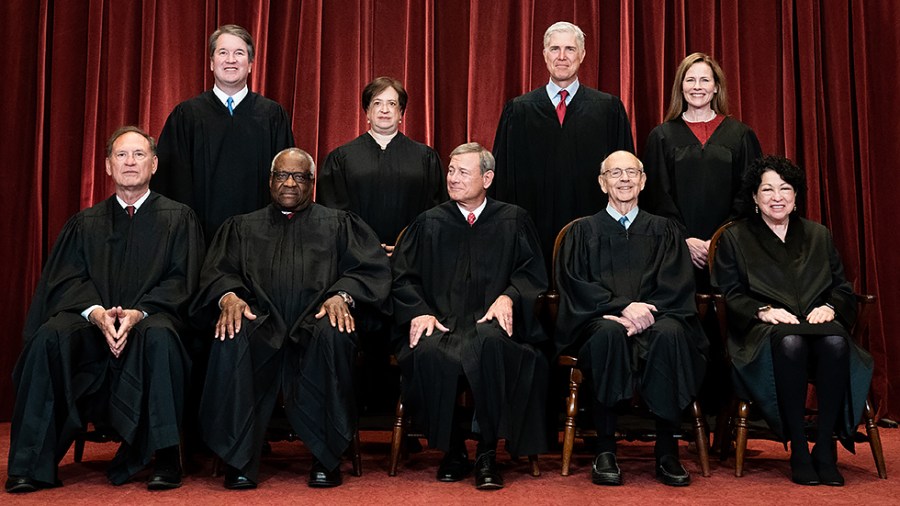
[2,0,898,421]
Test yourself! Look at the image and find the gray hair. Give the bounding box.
[271,148,316,175]
[449,142,495,175]
[543,21,585,51]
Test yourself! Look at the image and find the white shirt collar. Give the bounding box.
[546,78,580,105]
[457,197,488,223]
[368,129,399,150]
[116,190,151,210]
[213,84,249,109]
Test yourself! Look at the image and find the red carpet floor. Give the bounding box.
[1,422,894,505]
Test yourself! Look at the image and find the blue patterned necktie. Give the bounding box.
[619,216,628,229]
[227,96,234,116]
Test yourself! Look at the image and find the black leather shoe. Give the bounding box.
[437,450,473,482]
[147,466,182,491]
[147,447,182,491]
[812,460,843,486]
[308,459,342,488]
[5,476,61,494]
[474,450,504,490]
[655,454,691,486]
[591,452,622,486]
[223,465,257,490]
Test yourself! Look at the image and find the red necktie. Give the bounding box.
[556,89,568,125]
[126,205,135,218]
[467,212,476,227]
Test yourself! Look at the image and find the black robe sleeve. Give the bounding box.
[154,105,196,208]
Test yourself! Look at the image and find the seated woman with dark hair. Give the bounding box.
[711,155,873,486]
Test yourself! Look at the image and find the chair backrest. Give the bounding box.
[537,217,587,328]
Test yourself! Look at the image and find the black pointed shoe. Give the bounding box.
[308,459,342,488]
[655,454,691,486]
[591,452,622,486]
[223,465,257,490]
[474,450,504,490]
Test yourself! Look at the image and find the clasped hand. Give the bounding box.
[90,306,143,358]
[603,302,658,336]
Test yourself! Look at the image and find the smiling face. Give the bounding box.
[447,152,493,210]
[269,150,314,212]
[598,151,646,211]
[681,61,717,113]
[543,30,585,88]
[753,169,796,225]
[105,131,157,194]
[365,86,402,135]
[210,33,252,94]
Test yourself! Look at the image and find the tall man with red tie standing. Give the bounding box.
[492,21,634,267]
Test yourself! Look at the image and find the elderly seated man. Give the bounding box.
[193,148,391,490]
[554,150,708,487]
[6,126,205,493]
[391,142,549,490]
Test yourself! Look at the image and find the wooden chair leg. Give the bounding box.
[351,430,362,477]
[690,400,711,477]
[734,400,750,477]
[528,455,540,477]
[388,396,405,476]
[864,397,888,479]
[561,369,581,476]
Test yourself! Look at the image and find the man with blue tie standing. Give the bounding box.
[153,24,295,242]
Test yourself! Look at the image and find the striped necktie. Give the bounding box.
[227,97,234,116]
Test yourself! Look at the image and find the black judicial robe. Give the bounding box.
[192,204,391,476]
[555,210,708,422]
[391,199,549,456]
[9,193,203,485]
[642,117,761,241]
[711,217,873,443]
[153,90,295,240]
[318,132,447,244]
[492,85,634,261]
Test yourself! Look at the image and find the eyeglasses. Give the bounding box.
[272,171,315,184]
[601,168,643,179]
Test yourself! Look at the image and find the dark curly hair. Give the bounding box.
[739,155,806,217]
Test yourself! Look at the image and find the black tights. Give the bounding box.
[772,334,849,463]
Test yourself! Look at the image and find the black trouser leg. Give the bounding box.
[592,401,617,454]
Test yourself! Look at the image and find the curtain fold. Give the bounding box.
[1,0,897,422]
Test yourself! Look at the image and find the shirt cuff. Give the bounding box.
[218,292,236,309]
[82,305,103,322]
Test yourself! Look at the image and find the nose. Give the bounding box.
[283,175,298,187]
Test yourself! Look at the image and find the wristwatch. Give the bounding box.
[337,290,355,308]
[756,305,772,319]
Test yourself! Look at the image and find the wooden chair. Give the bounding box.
[545,217,712,477]
[707,221,887,479]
